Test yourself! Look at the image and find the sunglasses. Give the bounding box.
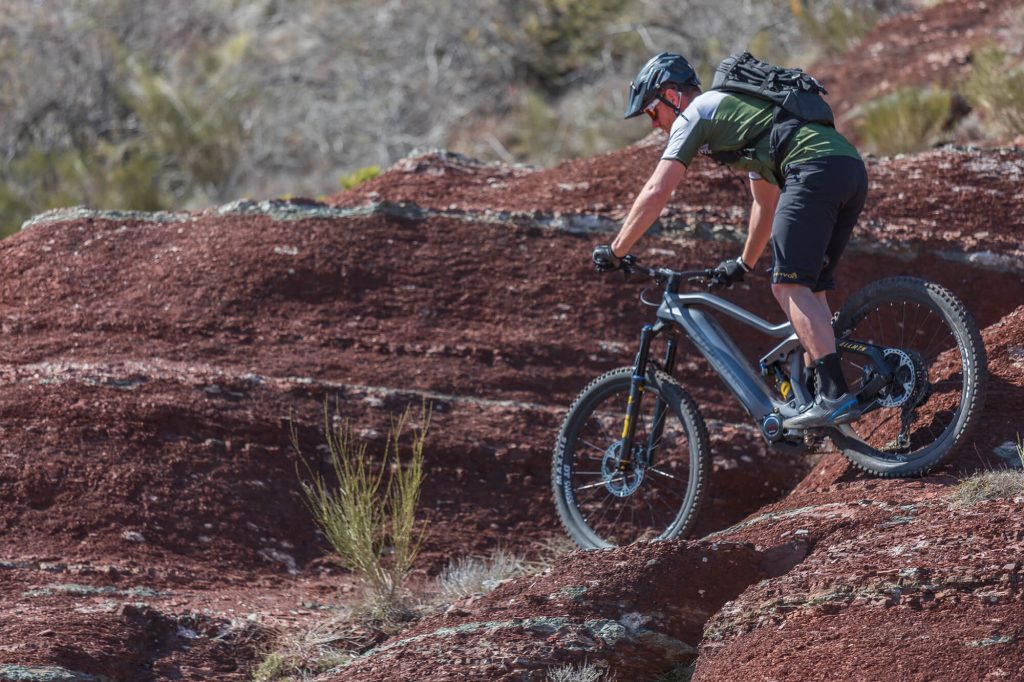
[643,95,676,121]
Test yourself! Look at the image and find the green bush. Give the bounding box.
[964,44,1024,138]
[854,87,953,156]
[507,0,636,93]
[294,403,429,619]
[117,33,252,203]
[0,28,250,236]
[496,87,638,165]
[339,165,381,190]
[790,0,880,56]
[252,652,287,682]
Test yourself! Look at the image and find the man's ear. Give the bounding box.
[672,89,686,109]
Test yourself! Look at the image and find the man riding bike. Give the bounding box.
[593,52,869,429]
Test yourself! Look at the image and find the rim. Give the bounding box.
[566,380,695,546]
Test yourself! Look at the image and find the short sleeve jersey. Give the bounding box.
[661,91,861,186]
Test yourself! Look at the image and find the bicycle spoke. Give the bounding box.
[645,497,659,535]
[648,466,683,481]
[645,468,684,499]
[588,491,616,528]
[607,496,629,533]
[555,363,710,548]
[576,477,613,492]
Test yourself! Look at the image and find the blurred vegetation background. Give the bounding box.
[0,0,1021,237]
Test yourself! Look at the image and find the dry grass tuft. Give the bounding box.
[949,438,1024,509]
[251,611,386,681]
[438,547,526,599]
[547,660,615,682]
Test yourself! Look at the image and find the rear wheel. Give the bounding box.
[830,277,987,476]
[552,367,710,549]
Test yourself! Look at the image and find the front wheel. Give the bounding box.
[830,277,987,477]
[552,367,710,549]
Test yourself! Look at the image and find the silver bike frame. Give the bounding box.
[657,291,805,421]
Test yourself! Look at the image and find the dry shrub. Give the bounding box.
[293,402,430,620]
[949,470,1024,508]
[251,612,380,681]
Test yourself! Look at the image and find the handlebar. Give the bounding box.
[618,256,721,289]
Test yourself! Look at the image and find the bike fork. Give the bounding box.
[622,323,678,467]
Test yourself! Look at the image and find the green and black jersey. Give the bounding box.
[662,91,861,186]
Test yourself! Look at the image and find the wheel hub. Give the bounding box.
[601,441,645,497]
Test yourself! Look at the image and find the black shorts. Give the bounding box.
[770,155,868,292]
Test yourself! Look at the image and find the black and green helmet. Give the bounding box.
[624,52,701,119]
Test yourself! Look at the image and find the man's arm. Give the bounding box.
[741,177,780,269]
[610,159,687,257]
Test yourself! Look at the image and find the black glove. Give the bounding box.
[713,256,751,288]
[592,244,623,273]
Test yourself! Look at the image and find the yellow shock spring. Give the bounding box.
[779,379,792,400]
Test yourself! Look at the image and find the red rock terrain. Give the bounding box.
[0,135,1021,680]
[2,1,1024,678]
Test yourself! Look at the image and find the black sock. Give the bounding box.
[815,352,849,400]
[802,365,816,397]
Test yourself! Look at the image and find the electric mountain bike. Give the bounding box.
[552,261,987,549]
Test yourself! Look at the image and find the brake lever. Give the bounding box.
[619,254,638,280]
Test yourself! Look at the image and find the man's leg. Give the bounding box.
[774,282,848,403]
[769,157,868,427]
[773,281,857,429]
[773,283,835,360]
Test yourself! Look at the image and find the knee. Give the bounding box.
[772,283,818,311]
[771,282,798,306]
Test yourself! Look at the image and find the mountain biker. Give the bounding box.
[593,52,869,428]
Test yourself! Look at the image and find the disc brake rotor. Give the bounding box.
[877,348,917,408]
[882,349,932,453]
[601,441,645,497]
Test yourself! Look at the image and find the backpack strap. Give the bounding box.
[707,121,772,167]
[707,104,831,186]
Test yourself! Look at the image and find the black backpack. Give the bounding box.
[707,52,835,179]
